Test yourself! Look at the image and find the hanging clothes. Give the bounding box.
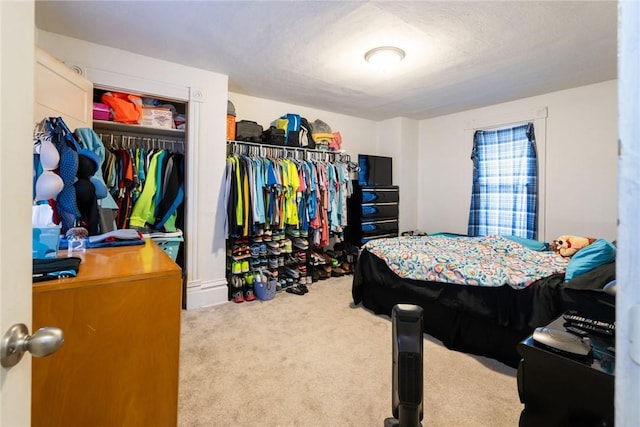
[224,143,353,248]
[101,141,186,232]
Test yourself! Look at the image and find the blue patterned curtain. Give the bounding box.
[467,123,537,239]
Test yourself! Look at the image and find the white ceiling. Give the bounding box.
[35,1,618,121]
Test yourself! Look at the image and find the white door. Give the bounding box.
[34,46,93,132]
[0,1,36,426]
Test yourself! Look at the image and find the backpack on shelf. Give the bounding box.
[300,117,315,149]
[235,120,263,143]
[262,126,286,146]
[275,113,302,147]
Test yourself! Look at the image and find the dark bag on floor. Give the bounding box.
[262,126,286,146]
[235,120,263,143]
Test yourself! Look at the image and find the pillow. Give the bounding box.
[502,235,550,251]
[565,239,616,281]
[564,261,615,290]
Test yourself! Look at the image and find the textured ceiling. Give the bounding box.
[35,1,617,121]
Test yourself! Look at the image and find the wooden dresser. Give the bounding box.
[32,240,182,427]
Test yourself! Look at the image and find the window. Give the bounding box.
[467,123,538,239]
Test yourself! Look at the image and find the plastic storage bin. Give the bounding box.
[33,226,61,259]
[93,102,110,121]
[153,236,183,262]
[255,279,277,301]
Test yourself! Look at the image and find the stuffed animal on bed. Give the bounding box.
[551,235,596,257]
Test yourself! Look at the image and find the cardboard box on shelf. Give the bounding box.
[140,107,174,129]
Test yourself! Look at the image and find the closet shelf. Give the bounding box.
[227,139,352,162]
[93,120,184,137]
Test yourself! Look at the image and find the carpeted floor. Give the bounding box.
[178,275,523,426]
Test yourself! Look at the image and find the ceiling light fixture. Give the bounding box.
[364,46,406,68]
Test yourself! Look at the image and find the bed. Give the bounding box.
[351,234,616,367]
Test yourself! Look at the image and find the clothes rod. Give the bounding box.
[226,140,348,159]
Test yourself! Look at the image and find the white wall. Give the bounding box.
[418,80,618,242]
[229,92,377,158]
[376,117,419,232]
[36,30,230,309]
[230,94,421,234]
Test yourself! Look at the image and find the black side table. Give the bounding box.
[517,314,615,427]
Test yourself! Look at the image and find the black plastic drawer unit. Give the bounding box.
[346,181,400,247]
[361,188,400,204]
[361,202,399,220]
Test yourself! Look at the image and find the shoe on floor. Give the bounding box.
[244,287,256,301]
[286,286,305,295]
[232,290,244,303]
[331,267,346,277]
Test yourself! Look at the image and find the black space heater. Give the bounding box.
[384,304,424,427]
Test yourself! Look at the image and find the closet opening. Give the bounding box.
[92,85,190,307]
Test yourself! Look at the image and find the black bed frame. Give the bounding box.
[352,249,568,368]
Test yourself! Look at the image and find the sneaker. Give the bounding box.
[268,257,278,268]
[331,267,346,277]
[287,227,301,238]
[282,239,293,253]
[231,260,242,274]
[268,246,282,256]
[310,252,325,265]
[285,266,299,279]
[286,286,305,295]
[241,260,250,272]
[232,290,244,303]
[244,287,256,301]
[231,276,244,303]
[293,238,308,250]
[244,272,254,286]
[278,256,285,267]
[249,258,261,269]
[250,244,261,258]
[259,243,268,256]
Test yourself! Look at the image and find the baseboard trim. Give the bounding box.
[185,278,228,310]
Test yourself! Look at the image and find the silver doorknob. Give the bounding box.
[1,323,64,368]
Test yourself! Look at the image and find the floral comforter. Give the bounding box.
[363,235,569,289]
